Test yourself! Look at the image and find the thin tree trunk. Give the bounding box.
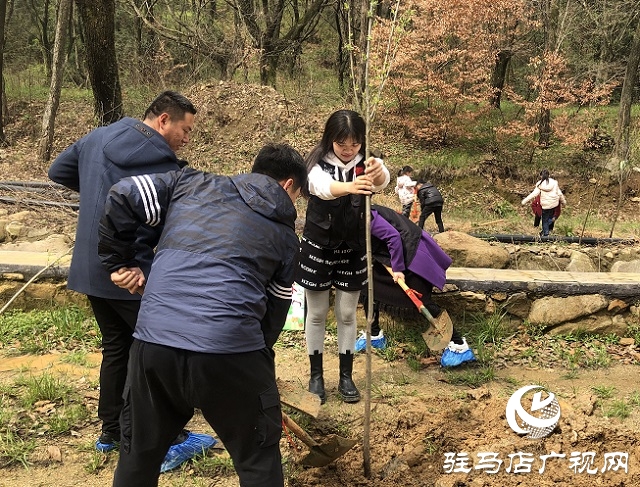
[609,15,640,237]
[39,0,72,162]
[0,0,7,146]
[613,16,640,163]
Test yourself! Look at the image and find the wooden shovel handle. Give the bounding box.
[383,265,410,291]
[282,412,319,448]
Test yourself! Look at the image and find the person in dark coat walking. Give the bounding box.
[98,143,307,487]
[417,180,445,232]
[48,91,214,469]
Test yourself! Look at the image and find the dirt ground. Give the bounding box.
[1,341,640,487]
[1,83,640,486]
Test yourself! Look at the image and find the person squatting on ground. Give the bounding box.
[47,91,215,468]
[394,165,417,218]
[521,169,567,237]
[297,109,390,405]
[355,205,475,367]
[98,144,308,487]
[416,180,445,233]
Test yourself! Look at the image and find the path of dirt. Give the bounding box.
[1,337,639,487]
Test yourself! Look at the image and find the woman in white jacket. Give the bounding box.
[522,169,567,237]
[395,165,417,218]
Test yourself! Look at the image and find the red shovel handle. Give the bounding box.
[384,265,424,308]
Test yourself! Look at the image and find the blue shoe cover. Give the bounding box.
[160,432,217,473]
[95,438,118,453]
[440,339,476,367]
[355,331,387,352]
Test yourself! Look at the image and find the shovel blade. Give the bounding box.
[301,435,358,467]
[422,309,454,352]
[277,378,321,418]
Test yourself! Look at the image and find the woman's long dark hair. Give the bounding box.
[539,169,550,184]
[305,110,367,172]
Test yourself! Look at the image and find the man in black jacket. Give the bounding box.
[417,180,445,233]
[48,91,215,470]
[98,144,307,487]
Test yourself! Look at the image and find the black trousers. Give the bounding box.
[401,202,413,218]
[87,296,140,437]
[418,204,445,233]
[113,340,283,487]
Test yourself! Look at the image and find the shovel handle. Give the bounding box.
[383,265,435,322]
[282,412,319,448]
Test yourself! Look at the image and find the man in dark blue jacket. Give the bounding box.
[98,143,307,487]
[48,91,215,469]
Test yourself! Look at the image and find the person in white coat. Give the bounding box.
[395,165,417,218]
[521,169,567,237]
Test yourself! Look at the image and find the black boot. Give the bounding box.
[308,352,326,404]
[338,352,360,403]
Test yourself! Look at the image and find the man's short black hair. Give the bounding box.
[144,91,197,121]
[252,144,308,191]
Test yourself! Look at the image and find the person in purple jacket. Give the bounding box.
[48,91,214,469]
[355,204,475,367]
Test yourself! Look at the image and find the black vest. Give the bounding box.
[303,159,367,250]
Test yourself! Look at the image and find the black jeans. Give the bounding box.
[87,296,140,438]
[418,204,445,233]
[113,341,283,487]
[401,202,413,218]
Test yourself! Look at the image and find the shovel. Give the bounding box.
[383,265,453,351]
[281,412,358,467]
[277,378,321,418]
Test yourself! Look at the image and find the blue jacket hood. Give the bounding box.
[231,173,297,230]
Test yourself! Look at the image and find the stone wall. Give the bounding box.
[1,211,639,339]
[431,232,640,337]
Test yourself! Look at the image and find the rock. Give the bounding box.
[26,227,50,239]
[565,251,596,272]
[610,259,640,273]
[608,299,629,312]
[433,231,509,268]
[503,292,531,319]
[548,312,627,336]
[528,295,608,325]
[5,221,27,238]
[509,251,569,271]
[0,234,72,254]
[620,337,635,346]
[25,283,60,301]
[7,210,35,222]
[1,272,24,281]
